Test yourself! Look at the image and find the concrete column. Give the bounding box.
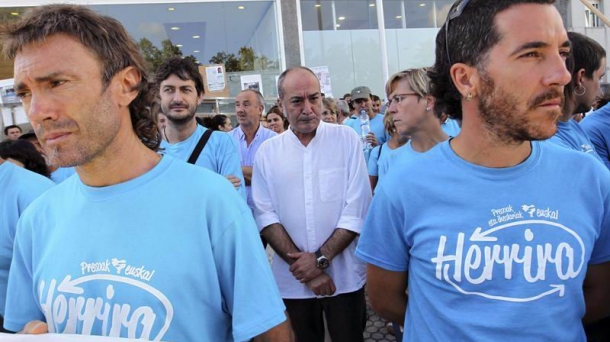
[280,0,303,68]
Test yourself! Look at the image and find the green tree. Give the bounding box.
[209,51,240,72]
[238,46,256,71]
[209,47,279,72]
[138,38,194,75]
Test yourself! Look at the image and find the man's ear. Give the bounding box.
[575,68,586,87]
[450,62,479,100]
[197,91,204,106]
[278,98,284,112]
[115,66,141,107]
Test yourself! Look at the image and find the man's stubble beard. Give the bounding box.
[477,72,562,146]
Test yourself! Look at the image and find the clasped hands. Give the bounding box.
[287,252,336,296]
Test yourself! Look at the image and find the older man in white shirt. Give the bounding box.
[252,66,372,342]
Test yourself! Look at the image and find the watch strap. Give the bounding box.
[315,249,323,259]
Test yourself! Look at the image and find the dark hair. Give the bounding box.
[0,4,160,151]
[428,0,556,120]
[4,125,21,135]
[202,115,229,131]
[0,139,50,178]
[277,66,319,99]
[155,56,205,96]
[569,32,606,80]
[371,95,381,102]
[266,105,288,129]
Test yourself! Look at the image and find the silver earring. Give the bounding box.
[574,85,586,96]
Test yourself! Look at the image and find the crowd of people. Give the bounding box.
[1,0,610,341]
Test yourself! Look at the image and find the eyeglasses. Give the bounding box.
[444,0,472,66]
[385,93,419,107]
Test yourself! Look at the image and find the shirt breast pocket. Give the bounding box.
[318,168,346,203]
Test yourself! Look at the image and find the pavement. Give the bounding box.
[363,292,398,342]
[267,246,399,342]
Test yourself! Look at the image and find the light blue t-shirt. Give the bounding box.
[50,167,76,184]
[549,119,604,165]
[0,162,54,316]
[581,103,610,170]
[4,156,286,341]
[441,118,461,137]
[356,140,610,341]
[367,142,414,181]
[160,124,246,201]
[377,141,420,180]
[345,113,389,161]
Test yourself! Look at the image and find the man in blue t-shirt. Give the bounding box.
[582,102,610,170]
[548,32,606,165]
[1,5,290,341]
[0,159,54,331]
[155,57,247,201]
[345,86,389,161]
[356,1,610,341]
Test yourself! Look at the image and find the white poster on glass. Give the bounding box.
[310,66,333,98]
[240,74,263,95]
[205,65,226,92]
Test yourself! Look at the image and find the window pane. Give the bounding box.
[301,0,378,31]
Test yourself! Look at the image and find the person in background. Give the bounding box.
[266,106,288,134]
[0,156,54,333]
[336,100,352,124]
[156,57,246,198]
[229,89,276,212]
[18,131,76,184]
[203,114,233,132]
[345,86,389,161]
[0,139,50,178]
[383,68,449,170]
[371,95,382,114]
[549,31,605,164]
[322,98,339,124]
[3,125,21,141]
[367,114,409,191]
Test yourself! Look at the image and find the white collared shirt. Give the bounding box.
[252,121,372,299]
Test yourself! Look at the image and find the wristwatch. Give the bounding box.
[315,249,330,269]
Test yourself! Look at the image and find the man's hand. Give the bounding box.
[366,133,378,147]
[305,273,336,296]
[287,252,322,283]
[19,320,48,334]
[226,175,241,189]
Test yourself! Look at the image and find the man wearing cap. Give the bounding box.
[345,86,389,156]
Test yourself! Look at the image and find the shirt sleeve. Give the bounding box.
[582,122,610,170]
[355,183,410,272]
[216,133,247,201]
[212,205,286,341]
[336,132,373,233]
[252,145,280,231]
[368,146,381,176]
[4,216,46,332]
[590,188,610,265]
